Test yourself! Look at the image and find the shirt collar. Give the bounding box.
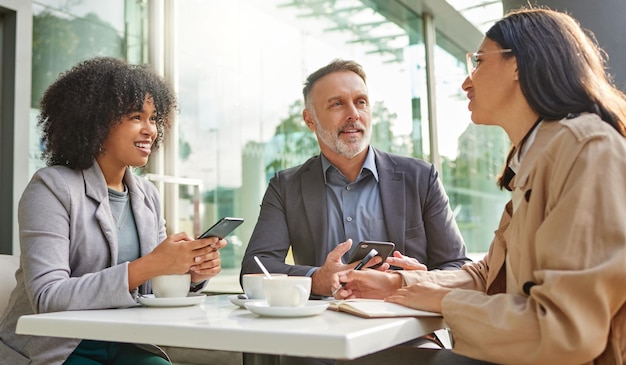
[321,146,379,183]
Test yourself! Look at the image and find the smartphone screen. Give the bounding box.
[198,217,244,239]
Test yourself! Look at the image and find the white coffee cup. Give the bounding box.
[151,274,191,298]
[262,276,311,307]
[242,273,286,299]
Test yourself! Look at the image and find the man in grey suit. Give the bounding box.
[241,59,469,297]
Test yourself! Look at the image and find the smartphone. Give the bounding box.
[347,241,395,268]
[198,217,244,239]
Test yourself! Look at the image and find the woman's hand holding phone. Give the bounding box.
[189,217,243,281]
[189,237,227,282]
[385,251,427,271]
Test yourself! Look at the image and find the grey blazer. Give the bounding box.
[0,162,166,365]
[241,148,469,281]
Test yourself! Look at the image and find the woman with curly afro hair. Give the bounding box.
[0,57,227,365]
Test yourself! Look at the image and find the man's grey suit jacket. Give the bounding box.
[241,148,469,278]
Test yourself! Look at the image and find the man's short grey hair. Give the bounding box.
[302,59,367,109]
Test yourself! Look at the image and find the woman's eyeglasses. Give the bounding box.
[466,49,513,78]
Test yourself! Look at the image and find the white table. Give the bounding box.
[16,295,445,364]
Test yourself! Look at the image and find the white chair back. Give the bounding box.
[0,254,19,314]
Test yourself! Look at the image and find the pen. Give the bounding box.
[332,248,378,296]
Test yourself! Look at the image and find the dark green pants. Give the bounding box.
[64,340,170,365]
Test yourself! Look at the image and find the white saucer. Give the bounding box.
[228,295,263,308]
[138,294,205,307]
[244,301,329,317]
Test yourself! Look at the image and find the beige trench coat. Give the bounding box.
[400,114,626,365]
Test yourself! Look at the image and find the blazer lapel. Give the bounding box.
[301,157,329,263]
[486,200,512,294]
[376,150,405,245]
[83,162,118,266]
[124,170,156,257]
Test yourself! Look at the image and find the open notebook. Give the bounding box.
[327,298,442,318]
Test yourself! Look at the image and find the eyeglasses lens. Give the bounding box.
[466,53,477,77]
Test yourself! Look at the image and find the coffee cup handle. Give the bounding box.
[295,285,308,306]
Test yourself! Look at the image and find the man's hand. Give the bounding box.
[312,239,379,296]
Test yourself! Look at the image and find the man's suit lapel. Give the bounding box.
[375,150,406,246]
[301,157,329,263]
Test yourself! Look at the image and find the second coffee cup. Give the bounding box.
[242,273,286,299]
[262,276,311,307]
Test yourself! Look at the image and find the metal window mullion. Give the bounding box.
[163,0,180,235]
[422,12,442,176]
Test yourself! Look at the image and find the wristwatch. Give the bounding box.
[189,280,207,293]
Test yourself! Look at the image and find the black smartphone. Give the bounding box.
[347,241,395,268]
[198,217,244,239]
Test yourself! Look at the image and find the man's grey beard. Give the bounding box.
[310,109,370,159]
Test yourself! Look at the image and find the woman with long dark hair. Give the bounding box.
[335,8,626,364]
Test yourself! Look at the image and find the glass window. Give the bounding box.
[177,0,418,270]
[27,0,511,276]
[175,0,510,273]
[30,0,147,174]
[432,39,511,253]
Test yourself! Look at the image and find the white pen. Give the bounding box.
[332,248,379,296]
